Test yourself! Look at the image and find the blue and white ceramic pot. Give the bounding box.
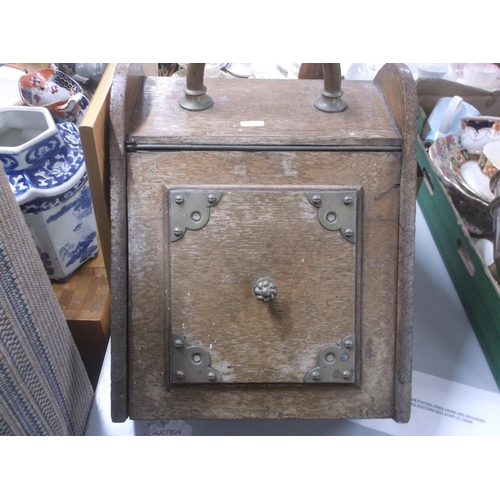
[0,106,98,282]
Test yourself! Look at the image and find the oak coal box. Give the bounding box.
[109,63,418,423]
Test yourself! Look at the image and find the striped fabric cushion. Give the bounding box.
[0,169,93,435]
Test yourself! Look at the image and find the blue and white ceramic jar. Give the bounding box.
[0,106,98,282]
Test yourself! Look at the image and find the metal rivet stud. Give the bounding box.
[174,339,183,348]
[311,371,320,381]
[174,195,184,205]
[344,339,353,349]
[173,227,183,237]
[176,370,185,379]
[207,371,216,381]
[342,370,351,379]
[311,195,322,206]
[344,228,354,238]
[207,194,217,204]
[343,196,353,205]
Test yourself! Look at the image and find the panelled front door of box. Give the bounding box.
[167,185,361,385]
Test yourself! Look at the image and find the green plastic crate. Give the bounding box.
[417,110,500,389]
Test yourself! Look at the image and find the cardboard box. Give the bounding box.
[416,78,500,389]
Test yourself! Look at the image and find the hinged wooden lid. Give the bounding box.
[128,78,402,148]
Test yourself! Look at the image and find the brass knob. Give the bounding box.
[253,278,278,303]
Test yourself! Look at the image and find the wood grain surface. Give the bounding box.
[109,63,146,422]
[127,150,401,419]
[127,77,401,147]
[51,241,109,389]
[375,64,418,422]
[169,187,358,384]
[79,63,117,284]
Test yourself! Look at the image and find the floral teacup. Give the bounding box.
[18,68,90,125]
[461,115,500,156]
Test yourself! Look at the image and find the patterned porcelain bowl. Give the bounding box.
[18,68,90,124]
[428,134,492,236]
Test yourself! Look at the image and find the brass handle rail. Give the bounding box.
[178,63,347,113]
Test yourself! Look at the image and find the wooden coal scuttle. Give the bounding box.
[109,63,418,423]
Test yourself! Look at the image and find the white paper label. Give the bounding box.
[240,121,265,127]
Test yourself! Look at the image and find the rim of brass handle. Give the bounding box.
[178,63,214,111]
[178,63,347,113]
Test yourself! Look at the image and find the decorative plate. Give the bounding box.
[428,134,493,236]
[428,135,487,203]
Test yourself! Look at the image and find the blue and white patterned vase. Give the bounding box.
[0,106,98,282]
